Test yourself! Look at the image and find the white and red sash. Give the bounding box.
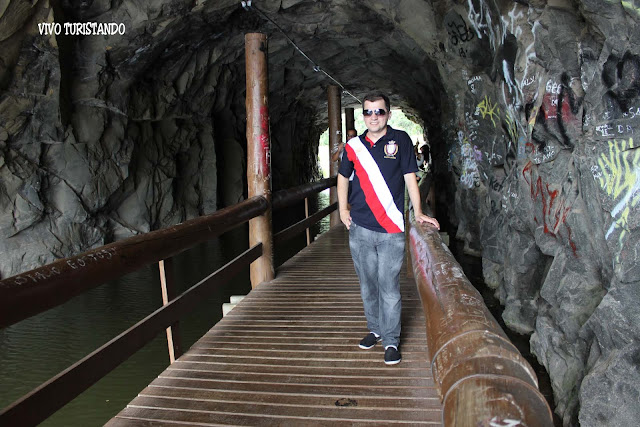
[345,137,404,233]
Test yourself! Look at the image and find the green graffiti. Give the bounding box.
[476,95,501,128]
[597,138,640,241]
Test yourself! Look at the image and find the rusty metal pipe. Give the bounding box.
[245,33,274,288]
[408,221,553,426]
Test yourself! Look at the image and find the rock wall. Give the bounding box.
[0,0,322,279]
[427,0,640,425]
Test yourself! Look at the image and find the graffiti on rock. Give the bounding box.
[468,75,482,94]
[505,113,518,144]
[523,161,578,255]
[458,130,481,189]
[521,76,536,88]
[602,53,640,118]
[489,176,505,192]
[534,73,583,150]
[596,138,640,241]
[476,95,501,127]
[466,0,500,50]
[532,144,557,164]
[447,14,476,46]
[444,12,476,58]
[621,0,640,16]
[595,122,635,139]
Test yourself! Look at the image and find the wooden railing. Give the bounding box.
[0,178,336,426]
[272,177,337,245]
[408,220,554,426]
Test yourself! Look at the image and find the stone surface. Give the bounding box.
[1,0,640,425]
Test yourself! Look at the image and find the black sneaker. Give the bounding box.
[358,333,381,349]
[384,346,401,365]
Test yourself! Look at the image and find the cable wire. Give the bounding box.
[240,1,361,104]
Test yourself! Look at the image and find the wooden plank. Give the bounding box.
[160,366,433,387]
[167,359,432,378]
[121,395,441,422]
[141,376,439,398]
[109,226,444,425]
[109,407,442,426]
[139,385,439,409]
[193,335,428,345]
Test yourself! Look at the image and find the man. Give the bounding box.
[331,128,358,163]
[337,93,439,365]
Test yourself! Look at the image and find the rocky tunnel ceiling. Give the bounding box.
[2,0,640,426]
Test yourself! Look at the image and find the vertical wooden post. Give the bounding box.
[345,107,355,135]
[304,197,311,246]
[159,258,182,363]
[328,85,342,226]
[245,33,274,288]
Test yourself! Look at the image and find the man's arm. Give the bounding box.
[331,142,345,162]
[337,174,352,229]
[404,172,439,229]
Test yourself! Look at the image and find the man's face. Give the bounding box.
[347,130,358,139]
[363,99,390,134]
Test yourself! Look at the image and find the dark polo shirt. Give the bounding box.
[338,125,418,233]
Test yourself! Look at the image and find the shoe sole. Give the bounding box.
[358,342,380,350]
[384,358,401,365]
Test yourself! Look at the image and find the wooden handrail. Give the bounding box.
[272,177,336,210]
[0,244,262,426]
[0,197,268,329]
[270,177,337,247]
[408,221,554,426]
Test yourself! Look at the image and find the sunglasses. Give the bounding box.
[363,108,387,117]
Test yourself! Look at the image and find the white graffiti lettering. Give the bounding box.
[546,80,562,94]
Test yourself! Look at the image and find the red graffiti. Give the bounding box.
[542,84,580,125]
[545,93,579,122]
[525,142,535,156]
[522,161,577,256]
[257,106,270,177]
[542,92,558,120]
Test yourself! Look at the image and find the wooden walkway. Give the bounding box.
[107,226,443,426]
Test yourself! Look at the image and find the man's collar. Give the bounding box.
[364,126,394,146]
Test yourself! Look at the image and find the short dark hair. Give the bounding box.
[363,93,390,112]
[346,128,357,134]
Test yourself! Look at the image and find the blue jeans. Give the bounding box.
[349,223,405,348]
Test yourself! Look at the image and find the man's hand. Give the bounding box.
[415,213,440,229]
[340,209,352,229]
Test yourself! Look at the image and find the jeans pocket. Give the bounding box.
[349,222,357,235]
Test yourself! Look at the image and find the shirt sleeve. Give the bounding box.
[400,132,419,174]
[338,140,355,178]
